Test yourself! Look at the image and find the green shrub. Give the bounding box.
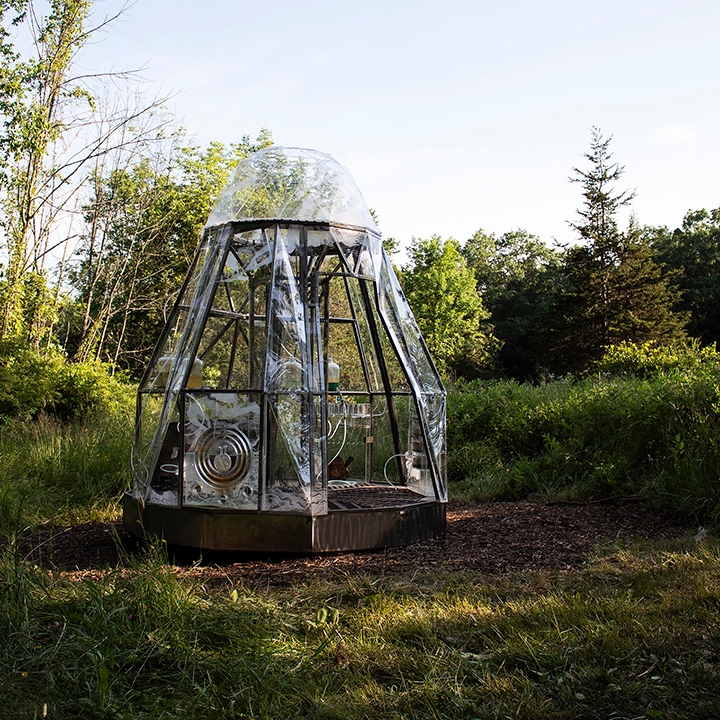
[447,350,720,523]
[0,339,63,421]
[597,339,720,378]
[0,340,134,423]
[0,344,135,537]
[48,360,134,421]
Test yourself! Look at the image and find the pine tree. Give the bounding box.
[545,129,686,373]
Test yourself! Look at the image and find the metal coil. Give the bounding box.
[195,426,252,488]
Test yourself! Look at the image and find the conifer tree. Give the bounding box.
[545,129,686,373]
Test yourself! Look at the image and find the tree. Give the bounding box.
[463,227,561,380]
[401,235,497,377]
[0,0,169,346]
[569,127,635,249]
[650,207,720,347]
[69,132,273,373]
[545,129,686,373]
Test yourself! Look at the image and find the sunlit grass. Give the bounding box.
[0,411,132,535]
[3,536,720,719]
[4,369,720,717]
[447,372,720,524]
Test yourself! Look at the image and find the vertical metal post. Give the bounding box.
[359,280,406,483]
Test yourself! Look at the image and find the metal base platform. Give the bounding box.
[122,486,446,553]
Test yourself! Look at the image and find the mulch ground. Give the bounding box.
[19,500,690,586]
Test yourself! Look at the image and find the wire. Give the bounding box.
[327,412,348,467]
[382,453,406,488]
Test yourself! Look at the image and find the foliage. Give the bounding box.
[597,339,720,379]
[447,345,720,523]
[463,228,562,380]
[0,338,133,538]
[544,130,686,373]
[0,338,134,422]
[68,131,273,373]
[650,206,720,347]
[0,0,91,340]
[401,235,498,377]
[569,126,635,245]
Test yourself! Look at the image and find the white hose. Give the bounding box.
[382,453,406,488]
[328,413,348,467]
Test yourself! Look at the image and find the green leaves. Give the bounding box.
[463,228,562,380]
[71,132,274,372]
[542,131,687,374]
[401,235,497,378]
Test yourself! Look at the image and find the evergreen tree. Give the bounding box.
[545,129,686,373]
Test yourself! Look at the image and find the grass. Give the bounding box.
[447,369,720,524]
[2,537,720,719]
[0,410,133,535]
[4,354,720,717]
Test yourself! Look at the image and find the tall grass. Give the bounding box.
[0,399,134,536]
[3,342,720,718]
[447,343,720,524]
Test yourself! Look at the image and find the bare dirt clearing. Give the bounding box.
[20,500,689,585]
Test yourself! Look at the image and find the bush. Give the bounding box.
[596,339,720,378]
[0,340,133,423]
[447,345,720,523]
[48,360,134,421]
[0,339,62,421]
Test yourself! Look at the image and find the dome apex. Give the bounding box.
[206,146,378,231]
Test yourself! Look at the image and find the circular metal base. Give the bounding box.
[122,490,446,553]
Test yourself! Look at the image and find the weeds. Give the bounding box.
[447,363,720,524]
[3,342,720,716]
[0,409,133,536]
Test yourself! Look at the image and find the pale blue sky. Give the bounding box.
[79,0,719,248]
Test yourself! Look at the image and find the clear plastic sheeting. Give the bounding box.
[207,147,378,231]
[183,393,260,509]
[376,252,447,502]
[133,225,233,502]
[131,146,446,521]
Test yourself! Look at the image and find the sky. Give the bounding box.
[74,0,720,250]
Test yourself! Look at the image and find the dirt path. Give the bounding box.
[20,500,688,585]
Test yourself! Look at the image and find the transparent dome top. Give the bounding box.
[206,146,378,231]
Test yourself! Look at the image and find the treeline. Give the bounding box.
[0,2,719,393]
[403,129,719,381]
[0,1,274,380]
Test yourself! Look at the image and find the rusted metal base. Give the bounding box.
[122,489,446,553]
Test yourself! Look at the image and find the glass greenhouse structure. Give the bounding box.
[123,147,447,552]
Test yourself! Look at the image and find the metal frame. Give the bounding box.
[126,219,446,552]
[123,492,445,553]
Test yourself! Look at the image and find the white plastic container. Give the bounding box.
[327,358,340,391]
